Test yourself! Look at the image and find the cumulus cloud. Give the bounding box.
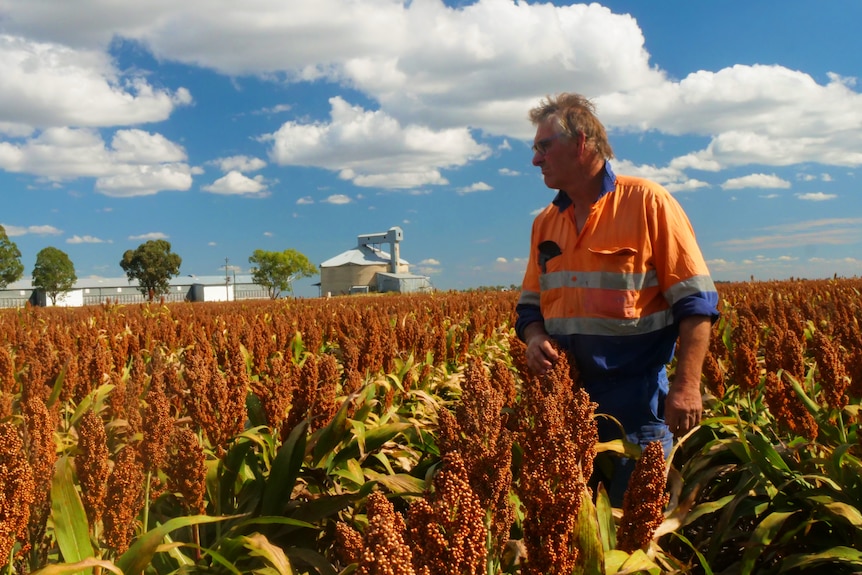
[613,159,709,193]
[128,232,168,240]
[721,173,791,190]
[323,194,352,204]
[456,181,492,194]
[0,35,190,131]
[264,96,490,189]
[0,224,62,236]
[67,235,109,244]
[202,171,269,197]
[0,0,859,194]
[0,127,193,196]
[715,218,862,251]
[796,192,837,201]
[212,155,267,173]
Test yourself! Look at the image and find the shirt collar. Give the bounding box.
[551,161,617,211]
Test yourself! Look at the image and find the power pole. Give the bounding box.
[223,257,230,301]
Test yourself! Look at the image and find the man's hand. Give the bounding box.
[523,322,559,374]
[665,315,712,437]
[664,383,702,437]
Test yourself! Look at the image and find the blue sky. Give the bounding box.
[1,0,860,297]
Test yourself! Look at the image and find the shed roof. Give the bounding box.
[320,245,408,268]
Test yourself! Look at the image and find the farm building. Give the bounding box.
[319,226,432,296]
[0,274,269,309]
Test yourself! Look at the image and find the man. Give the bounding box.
[515,93,719,503]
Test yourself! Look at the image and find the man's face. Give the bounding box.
[532,120,579,190]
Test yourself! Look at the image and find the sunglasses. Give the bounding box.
[531,132,567,155]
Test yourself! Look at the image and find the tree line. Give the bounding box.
[0,225,317,305]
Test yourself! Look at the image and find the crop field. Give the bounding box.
[2,278,862,574]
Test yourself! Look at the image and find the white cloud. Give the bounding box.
[201,171,269,197]
[67,235,109,244]
[613,159,708,193]
[499,168,521,176]
[296,196,314,205]
[0,127,193,196]
[0,224,62,236]
[796,192,836,201]
[664,179,710,193]
[254,104,292,115]
[264,96,490,189]
[212,155,267,173]
[0,0,859,216]
[456,181,492,194]
[0,35,190,130]
[721,173,791,190]
[128,232,168,240]
[715,219,862,251]
[323,194,352,204]
[418,258,440,266]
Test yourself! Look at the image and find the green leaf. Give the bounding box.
[218,439,256,506]
[576,488,604,575]
[289,484,376,525]
[115,514,232,575]
[667,532,714,575]
[69,384,114,427]
[244,533,295,575]
[746,433,797,491]
[683,494,735,526]
[780,546,862,570]
[236,516,318,531]
[332,459,366,486]
[363,470,427,497]
[784,371,821,417]
[30,558,122,575]
[261,419,308,516]
[740,511,796,575]
[50,457,94,569]
[284,547,340,575]
[595,483,616,552]
[310,395,353,466]
[330,422,411,469]
[810,499,862,526]
[46,362,67,409]
[615,549,662,574]
[605,550,630,573]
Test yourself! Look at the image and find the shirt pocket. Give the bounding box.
[585,246,639,318]
[587,246,638,274]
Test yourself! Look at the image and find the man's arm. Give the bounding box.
[665,315,712,437]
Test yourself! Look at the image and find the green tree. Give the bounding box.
[249,248,318,299]
[119,240,182,301]
[0,224,24,288]
[32,246,77,305]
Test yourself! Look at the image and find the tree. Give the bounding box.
[0,224,24,288]
[32,247,77,305]
[119,240,182,301]
[249,248,318,299]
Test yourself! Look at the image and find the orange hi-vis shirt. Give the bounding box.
[516,163,719,382]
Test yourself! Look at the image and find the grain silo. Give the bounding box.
[319,226,432,296]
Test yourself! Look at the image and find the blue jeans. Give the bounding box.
[584,369,674,506]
